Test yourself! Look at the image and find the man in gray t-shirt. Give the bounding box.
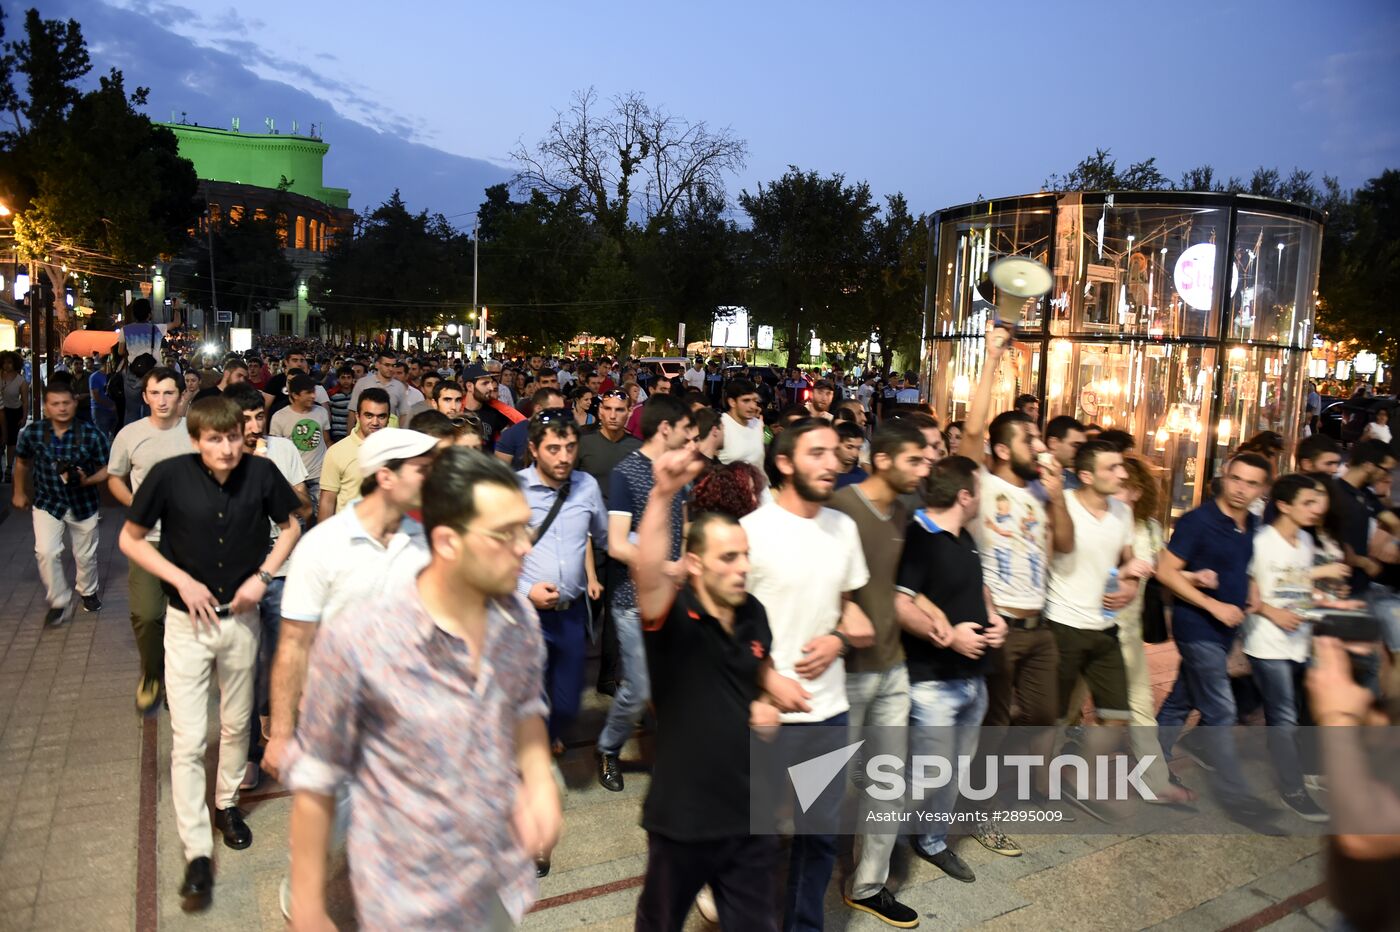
[107,368,192,714]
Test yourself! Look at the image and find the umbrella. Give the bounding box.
[62,330,120,356]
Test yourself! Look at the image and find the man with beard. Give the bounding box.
[597,394,697,791]
[807,379,837,420]
[461,363,513,451]
[577,388,641,695]
[225,384,311,789]
[957,326,1073,857]
[830,420,934,927]
[516,413,608,759]
[741,419,875,931]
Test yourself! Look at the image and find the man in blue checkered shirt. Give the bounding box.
[11,379,111,626]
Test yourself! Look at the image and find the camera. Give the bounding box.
[53,459,81,486]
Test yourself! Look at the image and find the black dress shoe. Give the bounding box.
[214,806,253,849]
[179,856,213,911]
[598,752,624,792]
[911,840,975,882]
[535,856,550,878]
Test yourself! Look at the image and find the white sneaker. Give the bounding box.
[1303,773,1327,793]
[695,884,718,923]
[279,874,292,920]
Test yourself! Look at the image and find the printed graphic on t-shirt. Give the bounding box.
[976,471,1049,610]
[288,417,324,453]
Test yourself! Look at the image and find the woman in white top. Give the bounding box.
[1245,473,1351,820]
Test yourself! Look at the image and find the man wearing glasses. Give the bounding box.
[287,449,561,930]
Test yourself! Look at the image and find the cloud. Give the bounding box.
[28,0,512,214]
[1293,41,1400,178]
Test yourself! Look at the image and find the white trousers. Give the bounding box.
[165,605,259,861]
[32,509,100,609]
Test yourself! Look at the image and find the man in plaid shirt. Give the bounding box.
[11,380,112,626]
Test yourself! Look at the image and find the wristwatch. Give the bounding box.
[256,570,273,585]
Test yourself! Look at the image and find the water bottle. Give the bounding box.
[1103,567,1121,623]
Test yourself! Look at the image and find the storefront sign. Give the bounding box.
[1173,243,1238,311]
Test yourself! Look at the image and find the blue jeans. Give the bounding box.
[247,576,284,763]
[1248,656,1310,794]
[1156,638,1250,799]
[539,600,589,743]
[597,602,650,755]
[783,711,849,932]
[909,677,988,856]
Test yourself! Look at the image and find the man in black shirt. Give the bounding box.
[895,455,1006,884]
[630,449,806,931]
[119,397,302,911]
[1333,439,1399,595]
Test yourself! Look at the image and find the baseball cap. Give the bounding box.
[358,428,440,477]
[461,363,494,381]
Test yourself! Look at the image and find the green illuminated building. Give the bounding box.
[156,120,355,337]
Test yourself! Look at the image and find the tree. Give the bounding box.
[860,193,928,377]
[476,183,594,349]
[170,211,297,327]
[1315,170,1400,390]
[308,192,472,345]
[739,167,877,367]
[512,88,747,347]
[635,185,744,347]
[0,8,199,337]
[1043,148,1172,192]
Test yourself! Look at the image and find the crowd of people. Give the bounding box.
[3,307,1399,931]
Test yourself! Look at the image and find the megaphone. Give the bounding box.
[983,256,1053,327]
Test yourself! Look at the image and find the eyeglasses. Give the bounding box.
[464,524,533,547]
[450,413,483,431]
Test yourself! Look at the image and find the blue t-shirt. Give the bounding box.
[89,371,110,419]
[608,450,685,610]
[496,418,532,469]
[1165,499,1258,646]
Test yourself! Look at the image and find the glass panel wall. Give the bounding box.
[1043,340,1217,523]
[932,208,1055,336]
[1216,344,1306,459]
[928,335,1038,427]
[1050,202,1227,339]
[1227,212,1322,345]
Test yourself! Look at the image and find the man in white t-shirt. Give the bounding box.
[683,359,706,392]
[1043,441,1141,727]
[1244,473,1343,822]
[718,378,765,469]
[740,419,873,932]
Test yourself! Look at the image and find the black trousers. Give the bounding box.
[635,832,780,932]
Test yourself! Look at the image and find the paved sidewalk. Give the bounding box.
[0,504,1338,931]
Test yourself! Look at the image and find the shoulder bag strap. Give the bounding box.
[531,479,572,543]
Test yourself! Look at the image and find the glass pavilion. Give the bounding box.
[924,190,1325,524]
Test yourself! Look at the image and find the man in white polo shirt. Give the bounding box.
[262,427,436,919]
[262,428,437,779]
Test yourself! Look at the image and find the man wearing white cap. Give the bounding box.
[263,427,438,919]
